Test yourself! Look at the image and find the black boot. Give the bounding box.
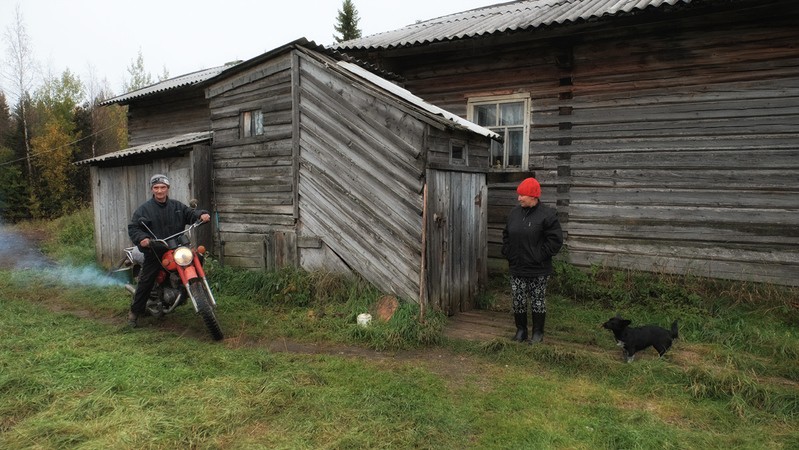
[512,313,528,342]
[530,312,546,344]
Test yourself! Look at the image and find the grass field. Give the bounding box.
[1,210,797,449]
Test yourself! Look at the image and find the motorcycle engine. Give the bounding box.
[162,286,181,306]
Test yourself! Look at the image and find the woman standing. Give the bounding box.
[502,177,563,343]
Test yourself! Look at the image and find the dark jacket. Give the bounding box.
[128,197,206,250]
[502,203,564,277]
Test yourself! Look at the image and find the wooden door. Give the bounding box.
[425,170,488,315]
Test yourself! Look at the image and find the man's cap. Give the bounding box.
[150,174,170,187]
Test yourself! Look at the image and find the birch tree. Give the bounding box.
[2,4,38,185]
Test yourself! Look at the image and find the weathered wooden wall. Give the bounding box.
[207,54,297,269]
[126,90,211,147]
[295,49,492,307]
[346,1,799,286]
[206,46,493,307]
[539,5,799,285]
[90,148,211,267]
[296,50,426,301]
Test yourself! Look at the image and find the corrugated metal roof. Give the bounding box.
[100,64,238,106]
[337,61,501,140]
[75,131,212,166]
[336,0,692,50]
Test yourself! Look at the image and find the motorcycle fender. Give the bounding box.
[177,266,198,285]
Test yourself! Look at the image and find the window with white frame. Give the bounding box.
[467,95,530,169]
[240,109,264,138]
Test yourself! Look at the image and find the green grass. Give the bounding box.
[3,271,798,449]
[1,209,798,449]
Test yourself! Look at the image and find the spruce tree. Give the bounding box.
[333,0,362,43]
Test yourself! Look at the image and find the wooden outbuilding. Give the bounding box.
[337,0,799,286]
[205,42,498,312]
[76,132,215,266]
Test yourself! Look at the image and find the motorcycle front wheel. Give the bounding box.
[189,280,224,341]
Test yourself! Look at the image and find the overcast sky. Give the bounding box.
[1,0,497,99]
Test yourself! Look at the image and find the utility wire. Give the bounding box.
[0,123,120,167]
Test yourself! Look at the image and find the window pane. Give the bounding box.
[242,111,252,137]
[507,128,524,168]
[488,139,502,168]
[451,144,464,160]
[500,102,524,126]
[475,104,497,127]
[254,111,263,135]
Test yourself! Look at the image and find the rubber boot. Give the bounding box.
[512,313,528,342]
[530,312,546,344]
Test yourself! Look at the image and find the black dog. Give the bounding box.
[601,315,678,363]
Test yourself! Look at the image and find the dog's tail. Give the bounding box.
[670,320,679,339]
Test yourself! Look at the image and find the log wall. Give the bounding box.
[207,55,297,269]
[126,90,211,147]
[347,1,799,286]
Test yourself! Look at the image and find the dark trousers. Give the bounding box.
[131,252,163,315]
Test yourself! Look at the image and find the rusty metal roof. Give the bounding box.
[335,0,693,50]
[75,131,212,166]
[100,64,238,106]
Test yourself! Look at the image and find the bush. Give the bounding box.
[39,207,96,265]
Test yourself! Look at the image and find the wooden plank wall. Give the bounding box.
[207,55,297,269]
[126,90,211,147]
[91,156,193,267]
[190,145,214,252]
[534,7,799,285]
[351,2,799,286]
[296,51,426,301]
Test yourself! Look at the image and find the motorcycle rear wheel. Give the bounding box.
[189,280,224,341]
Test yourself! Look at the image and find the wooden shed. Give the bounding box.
[76,66,233,267]
[338,0,799,286]
[206,42,498,313]
[76,132,214,266]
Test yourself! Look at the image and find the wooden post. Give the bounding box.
[419,183,428,322]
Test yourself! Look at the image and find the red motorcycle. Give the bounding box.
[113,221,223,341]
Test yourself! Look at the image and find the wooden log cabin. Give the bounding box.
[336,0,799,286]
[78,41,500,314]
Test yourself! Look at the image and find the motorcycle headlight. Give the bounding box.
[173,247,194,267]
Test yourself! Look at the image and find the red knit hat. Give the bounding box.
[516,177,541,198]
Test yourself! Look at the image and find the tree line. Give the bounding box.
[0,1,362,223]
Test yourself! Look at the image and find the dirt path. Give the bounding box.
[0,226,52,269]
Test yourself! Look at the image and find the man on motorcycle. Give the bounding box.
[126,174,210,327]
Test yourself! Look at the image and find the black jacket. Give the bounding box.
[502,203,564,277]
[128,197,206,250]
